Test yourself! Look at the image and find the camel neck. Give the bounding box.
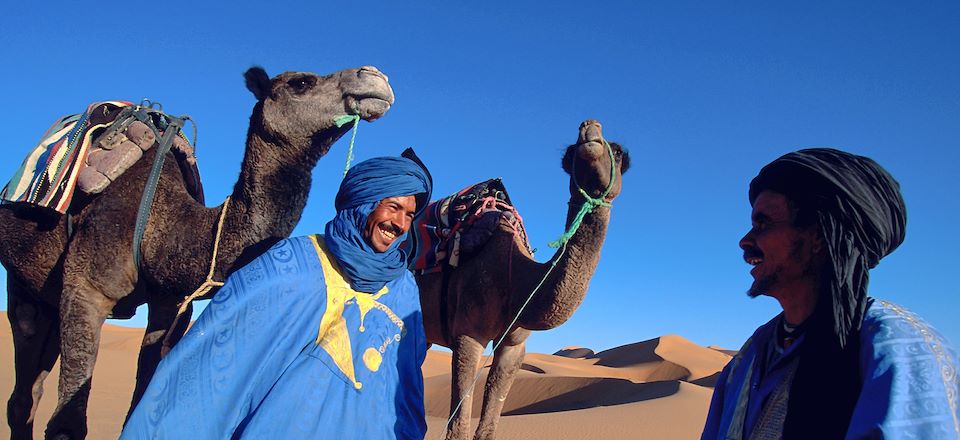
[213,125,321,276]
[233,131,316,207]
[517,201,610,330]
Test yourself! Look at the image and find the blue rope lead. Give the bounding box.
[334,114,361,177]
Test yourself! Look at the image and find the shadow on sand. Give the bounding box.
[504,379,680,415]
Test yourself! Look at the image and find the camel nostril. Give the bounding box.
[359,66,387,82]
[579,119,600,130]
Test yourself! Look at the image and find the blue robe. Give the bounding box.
[702,299,960,439]
[121,235,428,439]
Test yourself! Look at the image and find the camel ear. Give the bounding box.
[561,145,576,175]
[613,143,631,175]
[244,66,271,101]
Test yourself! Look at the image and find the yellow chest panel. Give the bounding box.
[309,235,405,390]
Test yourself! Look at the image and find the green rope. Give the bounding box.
[334,114,361,177]
[548,139,617,248]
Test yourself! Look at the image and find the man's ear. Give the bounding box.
[245,66,271,101]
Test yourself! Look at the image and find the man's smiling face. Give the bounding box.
[364,195,417,252]
[739,190,822,301]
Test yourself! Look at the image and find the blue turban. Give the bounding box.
[324,153,432,292]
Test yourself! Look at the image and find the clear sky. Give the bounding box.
[1,1,957,355]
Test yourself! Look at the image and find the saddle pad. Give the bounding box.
[408,178,532,274]
[2,101,205,212]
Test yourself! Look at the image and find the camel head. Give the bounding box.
[561,119,631,203]
[243,65,394,157]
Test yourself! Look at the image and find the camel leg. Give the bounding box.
[446,335,485,440]
[6,278,61,440]
[474,330,529,440]
[45,277,117,440]
[124,300,192,423]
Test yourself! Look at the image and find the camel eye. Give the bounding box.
[287,75,317,94]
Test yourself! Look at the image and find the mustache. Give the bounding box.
[379,222,403,236]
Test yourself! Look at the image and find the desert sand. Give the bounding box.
[0,313,730,439]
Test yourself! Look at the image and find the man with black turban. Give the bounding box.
[122,151,433,439]
[701,148,959,439]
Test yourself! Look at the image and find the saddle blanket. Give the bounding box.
[408,178,533,274]
[2,101,134,212]
[2,100,204,213]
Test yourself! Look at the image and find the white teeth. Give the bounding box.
[746,257,763,266]
[379,228,396,240]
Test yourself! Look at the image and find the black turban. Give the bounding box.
[749,148,907,438]
[749,147,906,348]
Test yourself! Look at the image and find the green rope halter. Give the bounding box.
[548,139,617,248]
[334,114,361,177]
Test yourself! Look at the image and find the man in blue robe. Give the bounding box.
[702,148,960,439]
[121,151,433,439]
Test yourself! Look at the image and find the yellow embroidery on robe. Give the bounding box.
[363,347,383,372]
[309,235,405,389]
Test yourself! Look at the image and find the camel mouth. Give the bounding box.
[349,92,393,104]
[577,140,605,149]
[349,94,394,107]
[577,120,604,144]
[348,94,394,121]
[576,141,605,161]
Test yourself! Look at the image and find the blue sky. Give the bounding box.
[1,2,957,355]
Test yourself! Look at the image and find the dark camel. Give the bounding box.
[418,120,630,440]
[0,65,394,439]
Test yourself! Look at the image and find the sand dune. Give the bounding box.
[0,313,730,439]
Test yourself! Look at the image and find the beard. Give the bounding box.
[747,272,778,298]
[745,238,815,299]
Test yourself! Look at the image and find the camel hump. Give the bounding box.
[408,178,533,274]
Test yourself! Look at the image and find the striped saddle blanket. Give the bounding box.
[408,178,533,274]
[1,101,204,213]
